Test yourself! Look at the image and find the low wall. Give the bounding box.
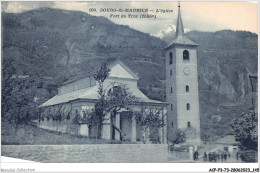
[2,144,168,163]
[37,120,89,136]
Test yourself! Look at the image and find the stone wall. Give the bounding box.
[2,144,168,163]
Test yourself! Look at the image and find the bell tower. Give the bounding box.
[165,2,201,145]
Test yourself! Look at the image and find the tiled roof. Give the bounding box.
[41,59,165,107]
[40,86,98,107]
[41,78,165,107]
[165,35,198,49]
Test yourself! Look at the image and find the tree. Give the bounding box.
[8,79,34,132]
[82,63,166,142]
[91,63,110,139]
[133,106,166,143]
[201,134,210,144]
[172,129,186,144]
[87,63,138,140]
[2,56,16,117]
[86,84,137,140]
[231,111,258,151]
[105,84,138,141]
[2,56,46,131]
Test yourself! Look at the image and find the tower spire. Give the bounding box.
[176,1,184,37]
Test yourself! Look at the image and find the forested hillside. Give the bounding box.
[2,8,258,141]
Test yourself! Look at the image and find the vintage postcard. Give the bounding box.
[1,1,258,172]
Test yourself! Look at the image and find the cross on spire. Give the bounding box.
[176,1,184,37]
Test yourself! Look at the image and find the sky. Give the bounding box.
[1,1,258,37]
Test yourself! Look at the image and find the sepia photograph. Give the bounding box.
[1,0,258,172]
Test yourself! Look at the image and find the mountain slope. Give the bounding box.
[2,8,258,140]
[3,8,166,90]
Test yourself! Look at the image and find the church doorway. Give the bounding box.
[110,110,133,141]
[120,111,132,141]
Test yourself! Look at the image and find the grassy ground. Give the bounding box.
[1,121,120,145]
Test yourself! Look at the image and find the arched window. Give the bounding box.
[170,86,173,93]
[169,52,173,64]
[108,85,122,96]
[186,103,190,110]
[171,104,173,110]
[170,69,172,76]
[172,121,174,128]
[113,86,122,94]
[183,50,189,61]
[187,122,191,128]
[186,85,189,92]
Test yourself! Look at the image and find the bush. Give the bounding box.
[239,150,258,162]
[172,129,186,144]
[231,111,258,151]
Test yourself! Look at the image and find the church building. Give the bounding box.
[40,60,167,144]
[165,3,201,145]
[39,3,201,145]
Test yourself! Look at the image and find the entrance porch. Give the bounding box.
[110,111,136,142]
[102,110,166,144]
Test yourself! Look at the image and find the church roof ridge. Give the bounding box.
[108,59,139,79]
